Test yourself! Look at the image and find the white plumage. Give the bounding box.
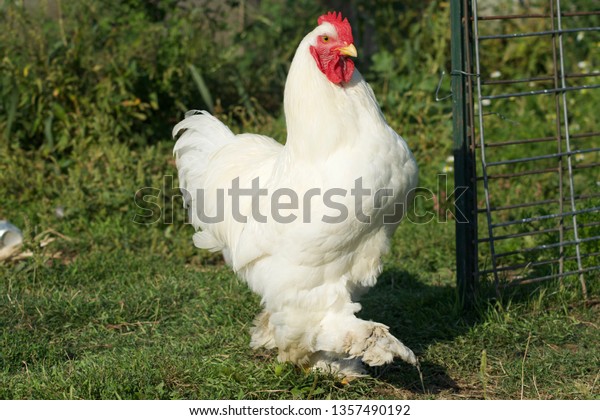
[174,13,418,376]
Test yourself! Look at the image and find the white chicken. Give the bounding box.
[173,12,418,375]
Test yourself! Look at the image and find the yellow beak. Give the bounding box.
[338,43,358,57]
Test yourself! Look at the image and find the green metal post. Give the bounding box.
[451,0,478,307]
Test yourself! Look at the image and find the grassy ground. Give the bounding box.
[0,138,598,400]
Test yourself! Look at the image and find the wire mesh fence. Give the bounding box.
[451,0,599,303]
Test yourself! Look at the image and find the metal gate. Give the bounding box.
[450,0,599,303]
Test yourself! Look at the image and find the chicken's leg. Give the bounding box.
[251,305,417,371]
[318,314,418,367]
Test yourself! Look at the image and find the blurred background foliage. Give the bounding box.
[1,0,597,159]
[0,0,454,162]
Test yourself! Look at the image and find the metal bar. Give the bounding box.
[556,0,588,299]
[486,148,600,167]
[478,226,562,243]
[479,131,599,148]
[478,198,557,213]
[477,166,558,180]
[478,220,600,243]
[490,206,600,229]
[573,162,600,170]
[478,193,600,214]
[478,252,600,275]
[471,0,500,293]
[451,0,478,306]
[493,235,600,259]
[550,0,566,280]
[481,84,600,100]
[500,266,600,288]
[482,72,600,86]
[560,11,600,17]
[463,1,480,303]
[477,11,600,20]
[478,26,600,40]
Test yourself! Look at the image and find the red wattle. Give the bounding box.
[310,45,355,85]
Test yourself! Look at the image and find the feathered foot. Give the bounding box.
[346,322,418,367]
[250,309,418,375]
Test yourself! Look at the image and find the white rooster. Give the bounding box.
[174,12,418,375]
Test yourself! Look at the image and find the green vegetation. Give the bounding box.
[0,0,598,399]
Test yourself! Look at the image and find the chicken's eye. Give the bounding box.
[322,36,329,43]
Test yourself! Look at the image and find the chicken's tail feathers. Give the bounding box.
[192,230,222,251]
[173,110,235,253]
[172,110,282,259]
[173,110,235,203]
[173,110,235,158]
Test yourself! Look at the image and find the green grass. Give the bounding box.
[1,142,598,400]
[1,0,599,400]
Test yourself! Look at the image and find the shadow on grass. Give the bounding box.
[358,267,481,395]
[359,267,595,396]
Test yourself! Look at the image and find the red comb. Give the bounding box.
[317,11,353,44]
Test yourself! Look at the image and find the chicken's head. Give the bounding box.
[310,11,357,85]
